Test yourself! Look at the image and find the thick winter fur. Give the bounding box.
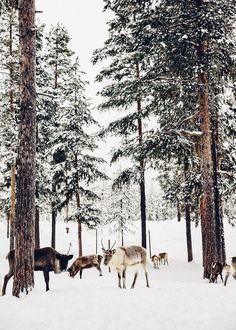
[102,245,150,289]
[2,247,73,295]
[209,261,224,283]
[224,257,236,286]
[68,255,103,279]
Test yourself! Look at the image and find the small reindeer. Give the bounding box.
[68,255,103,279]
[151,255,160,269]
[101,240,150,289]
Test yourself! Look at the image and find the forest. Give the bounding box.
[0,0,235,302]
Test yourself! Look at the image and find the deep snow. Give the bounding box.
[0,219,235,330]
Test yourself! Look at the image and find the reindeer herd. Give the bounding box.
[1,242,236,295]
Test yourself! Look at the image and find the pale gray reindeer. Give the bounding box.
[101,240,150,289]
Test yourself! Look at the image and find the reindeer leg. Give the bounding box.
[43,268,50,291]
[220,272,223,283]
[96,266,102,276]
[122,268,126,289]
[224,272,230,286]
[143,263,150,288]
[2,271,14,296]
[117,270,122,288]
[80,269,83,279]
[131,272,138,289]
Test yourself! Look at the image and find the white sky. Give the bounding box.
[36,0,110,103]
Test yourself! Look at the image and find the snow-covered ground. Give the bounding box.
[0,219,235,330]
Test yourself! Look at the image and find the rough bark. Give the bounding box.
[198,71,216,279]
[12,0,36,297]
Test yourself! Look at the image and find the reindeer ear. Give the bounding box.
[68,255,73,260]
[112,249,116,254]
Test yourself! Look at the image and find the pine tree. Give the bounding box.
[40,23,74,248]
[134,0,236,276]
[93,0,153,248]
[56,57,108,256]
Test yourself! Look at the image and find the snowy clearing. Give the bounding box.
[0,219,235,330]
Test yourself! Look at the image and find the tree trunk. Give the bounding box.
[7,212,10,239]
[35,206,40,248]
[76,191,82,257]
[120,198,124,246]
[184,157,193,262]
[12,0,36,297]
[9,7,16,252]
[177,200,181,222]
[136,62,147,248]
[9,162,16,251]
[35,180,40,248]
[51,182,56,249]
[211,114,226,262]
[198,71,216,279]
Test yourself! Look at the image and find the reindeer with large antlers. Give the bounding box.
[101,240,150,289]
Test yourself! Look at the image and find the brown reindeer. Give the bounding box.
[102,241,150,289]
[209,261,224,283]
[158,252,169,265]
[68,255,103,279]
[2,247,73,295]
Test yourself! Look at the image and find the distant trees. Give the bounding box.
[0,0,19,250]
[38,24,108,254]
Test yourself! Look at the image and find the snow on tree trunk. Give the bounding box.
[12,0,36,297]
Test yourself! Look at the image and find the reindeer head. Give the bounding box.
[101,240,116,266]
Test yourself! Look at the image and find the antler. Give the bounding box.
[101,239,105,250]
[110,240,116,250]
[67,242,72,255]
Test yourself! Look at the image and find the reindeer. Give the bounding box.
[2,247,73,295]
[209,261,224,283]
[101,240,150,289]
[151,255,160,269]
[158,252,169,265]
[224,257,236,286]
[68,255,103,279]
